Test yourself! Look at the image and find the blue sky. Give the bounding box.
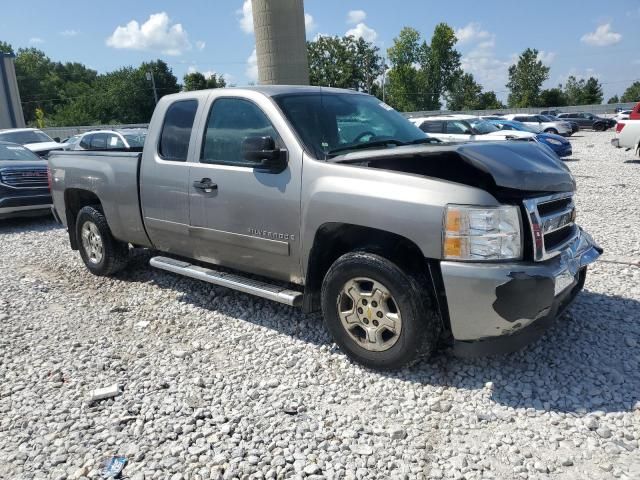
[1,0,639,101]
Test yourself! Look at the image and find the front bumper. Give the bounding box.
[0,194,52,219]
[440,227,601,356]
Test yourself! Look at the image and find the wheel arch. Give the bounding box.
[303,222,450,334]
[64,188,103,250]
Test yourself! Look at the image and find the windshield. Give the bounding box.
[123,132,147,148]
[467,118,499,134]
[0,129,54,145]
[0,143,41,161]
[273,92,428,158]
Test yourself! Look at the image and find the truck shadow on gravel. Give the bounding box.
[0,215,61,235]
[120,258,639,415]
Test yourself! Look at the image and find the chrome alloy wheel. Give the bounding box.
[336,277,402,352]
[81,221,104,265]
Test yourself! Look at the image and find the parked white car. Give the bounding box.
[611,120,640,156]
[73,129,147,151]
[502,114,572,136]
[0,128,65,157]
[409,115,536,143]
[614,110,632,121]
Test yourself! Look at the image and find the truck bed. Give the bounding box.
[48,150,152,248]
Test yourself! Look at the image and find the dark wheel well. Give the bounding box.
[303,223,450,333]
[64,189,102,250]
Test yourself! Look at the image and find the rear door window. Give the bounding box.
[419,121,444,133]
[159,100,199,161]
[445,121,471,134]
[107,134,126,149]
[90,133,108,150]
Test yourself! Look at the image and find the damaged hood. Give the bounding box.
[331,141,576,193]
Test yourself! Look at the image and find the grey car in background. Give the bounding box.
[557,112,615,131]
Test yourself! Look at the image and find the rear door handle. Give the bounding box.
[193,178,217,193]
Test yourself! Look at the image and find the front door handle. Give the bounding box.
[193,178,217,193]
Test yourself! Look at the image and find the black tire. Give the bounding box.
[593,123,604,132]
[544,128,559,135]
[76,206,129,276]
[321,252,440,369]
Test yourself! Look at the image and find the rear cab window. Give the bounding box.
[159,100,199,161]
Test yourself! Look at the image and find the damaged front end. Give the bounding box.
[441,226,602,357]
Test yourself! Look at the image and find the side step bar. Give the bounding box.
[150,256,303,307]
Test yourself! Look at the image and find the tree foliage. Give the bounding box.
[0,40,14,54]
[607,95,619,104]
[506,48,549,107]
[307,35,384,93]
[386,24,461,111]
[538,87,568,107]
[621,82,640,103]
[183,72,227,91]
[563,76,603,105]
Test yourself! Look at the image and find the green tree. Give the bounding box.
[621,81,640,103]
[476,91,505,110]
[386,25,461,111]
[581,77,603,104]
[607,95,619,104]
[183,71,226,91]
[424,23,461,109]
[0,40,14,54]
[446,73,482,110]
[307,35,384,93]
[506,48,550,107]
[538,87,567,107]
[386,27,429,111]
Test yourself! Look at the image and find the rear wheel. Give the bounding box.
[593,123,604,131]
[76,206,129,276]
[321,252,440,369]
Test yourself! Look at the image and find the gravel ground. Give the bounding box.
[1,130,639,480]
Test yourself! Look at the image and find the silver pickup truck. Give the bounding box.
[49,86,601,369]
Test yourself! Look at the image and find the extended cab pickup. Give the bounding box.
[49,86,601,369]
[612,120,640,157]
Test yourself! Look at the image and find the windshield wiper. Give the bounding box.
[327,139,408,156]
[406,137,441,145]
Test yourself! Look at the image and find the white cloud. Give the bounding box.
[246,48,258,82]
[347,10,366,25]
[28,37,44,45]
[455,24,507,93]
[581,23,622,47]
[455,22,491,45]
[106,12,191,56]
[537,50,556,65]
[238,0,254,34]
[195,40,206,51]
[60,30,78,37]
[345,23,378,43]
[305,13,316,33]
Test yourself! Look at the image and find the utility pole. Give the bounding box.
[146,71,158,104]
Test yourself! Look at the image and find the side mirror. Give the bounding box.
[241,136,287,173]
[54,137,61,143]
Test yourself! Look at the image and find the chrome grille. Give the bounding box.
[0,167,49,189]
[523,193,578,261]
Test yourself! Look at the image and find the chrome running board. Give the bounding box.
[150,256,303,307]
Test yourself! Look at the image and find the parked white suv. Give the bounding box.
[0,128,65,157]
[73,129,147,151]
[502,114,572,136]
[409,115,536,143]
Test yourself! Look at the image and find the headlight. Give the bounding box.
[545,138,563,146]
[443,205,522,261]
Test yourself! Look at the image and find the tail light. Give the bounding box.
[615,122,625,134]
[47,165,53,191]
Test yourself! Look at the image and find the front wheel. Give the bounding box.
[321,252,440,369]
[76,206,129,276]
[544,128,559,135]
